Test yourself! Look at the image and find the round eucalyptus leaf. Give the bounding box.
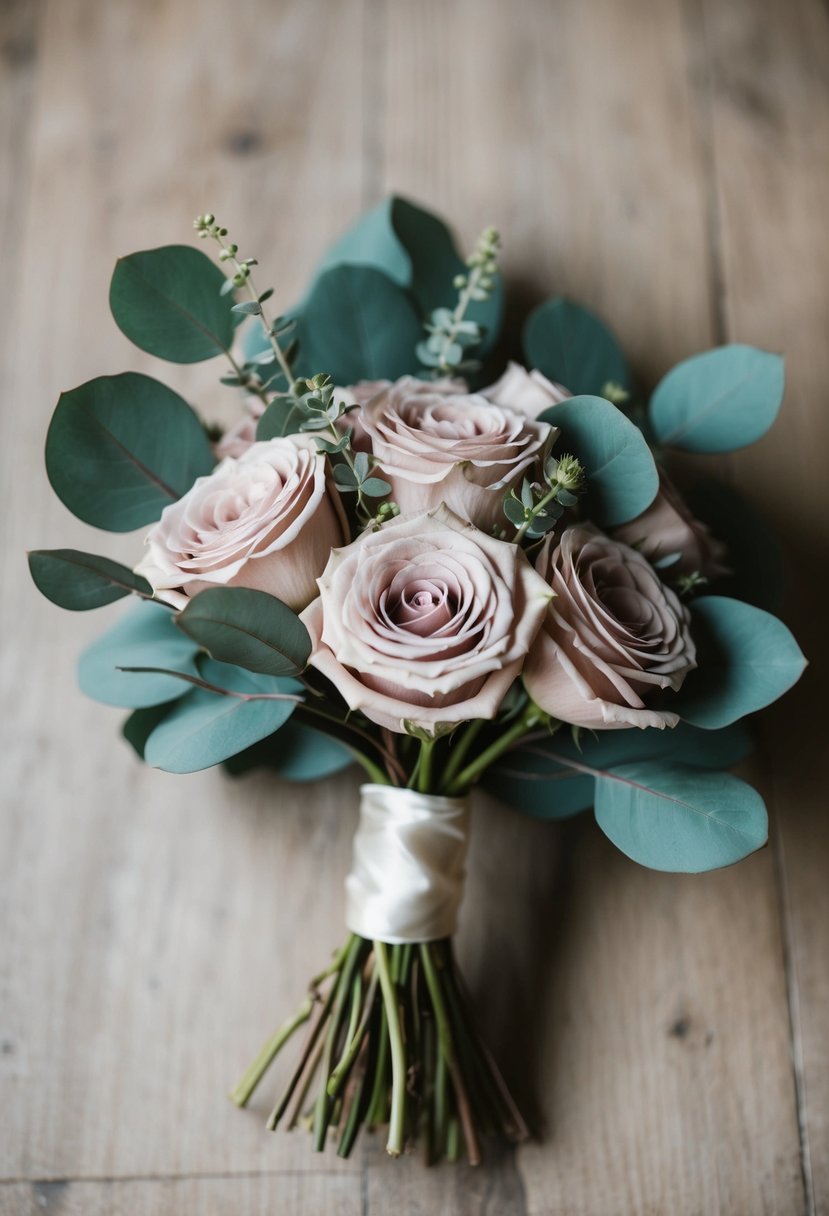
[523,297,630,397]
[649,345,785,452]
[45,373,215,532]
[110,245,235,363]
[28,549,152,610]
[176,587,312,677]
[77,600,200,708]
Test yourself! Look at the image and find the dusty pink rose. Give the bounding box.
[135,436,344,612]
[215,395,267,459]
[300,505,552,733]
[483,361,571,418]
[524,524,696,730]
[612,472,729,582]
[337,377,466,452]
[357,377,556,530]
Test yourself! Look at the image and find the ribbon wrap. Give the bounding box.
[345,784,471,944]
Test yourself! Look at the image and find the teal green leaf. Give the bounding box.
[176,587,311,676]
[671,596,806,729]
[314,196,503,357]
[77,600,200,708]
[110,245,234,363]
[290,265,424,383]
[122,702,177,758]
[256,397,311,440]
[223,721,354,781]
[649,345,785,452]
[537,395,659,526]
[143,659,299,774]
[523,297,630,397]
[594,761,768,872]
[491,720,753,820]
[28,549,152,611]
[45,373,215,532]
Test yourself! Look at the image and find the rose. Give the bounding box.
[337,377,466,452]
[135,436,344,612]
[483,361,571,418]
[300,504,553,733]
[612,472,729,582]
[524,524,696,729]
[356,377,555,530]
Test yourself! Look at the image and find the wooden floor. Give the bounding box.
[1,1,828,1212]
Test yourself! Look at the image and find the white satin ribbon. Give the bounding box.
[345,784,471,944]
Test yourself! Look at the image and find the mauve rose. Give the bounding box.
[135,436,344,612]
[357,377,556,530]
[300,505,552,733]
[524,524,696,729]
[483,361,571,418]
[612,472,729,582]
[337,377,466,452]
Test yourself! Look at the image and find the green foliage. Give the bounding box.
[77,600,200,708]
[122,702,177,758]
[594,761,768,872]
[490,721,753,820]
[28,549,151,611]
[291,265,424,383]
[671,596,807,729]
[176,587,311,677]
[649,344,785,452]
[314,196,503,358]
[45,373,215,532]
[110,245,235,363]
[523,298,631,397]
[537,395,658,526]
[417,226,501,376]
[223,720,354,781]
[143,659,299,774]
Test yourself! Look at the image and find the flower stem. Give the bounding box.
[444,717,532,796]
[441,719,484,792]
[229,994,314,1107]
[374,940,407,1156]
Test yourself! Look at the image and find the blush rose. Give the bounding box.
[355,377,556,531]
[135,436,344,612]
[300,504,552,733]
[483,361,571,418]
[524,523,696,729]
[612,471,729,582]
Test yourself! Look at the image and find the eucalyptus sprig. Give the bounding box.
[296,373,393,526]
[505,453,585,543]
[194,213,297,397]
[417,226,501,377]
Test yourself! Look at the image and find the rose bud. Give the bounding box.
[356,377,556,532]
[135,436,345,612]
[300,504,553,734]
[524,523,696,729]
[612,471,729,582]
[483,361,571,418]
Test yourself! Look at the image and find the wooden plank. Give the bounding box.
[699,0,829,1209]
[0,0,368,1183]
[0,1175,362,1215]
[374,1,806,1212]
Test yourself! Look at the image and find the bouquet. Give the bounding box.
[29,197,806,1164]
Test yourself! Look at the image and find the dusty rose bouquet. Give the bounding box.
[30,199,805,1163]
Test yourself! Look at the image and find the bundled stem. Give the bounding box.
[231,934,528,1163]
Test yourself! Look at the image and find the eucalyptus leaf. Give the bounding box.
[78,599,200,708]
[45,373,215,532]
[176,587,311,677]
[537,395,658,526]
[594,761,768,872]
[649,344,785,452]
[256,396,311,440]
[122,702,177,759]
[314,196,503,357]
[28,549,151,611]
[223,720,354,781]
[143,659,299,774]
[110,245,234,363]
[671,596,806,729]
[686,480,783,612]
[523,297,630,397]
[291,265,424,383]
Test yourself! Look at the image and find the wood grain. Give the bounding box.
[1,0,826,1212]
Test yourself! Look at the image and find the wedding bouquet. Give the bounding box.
[29,198,805,1164]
